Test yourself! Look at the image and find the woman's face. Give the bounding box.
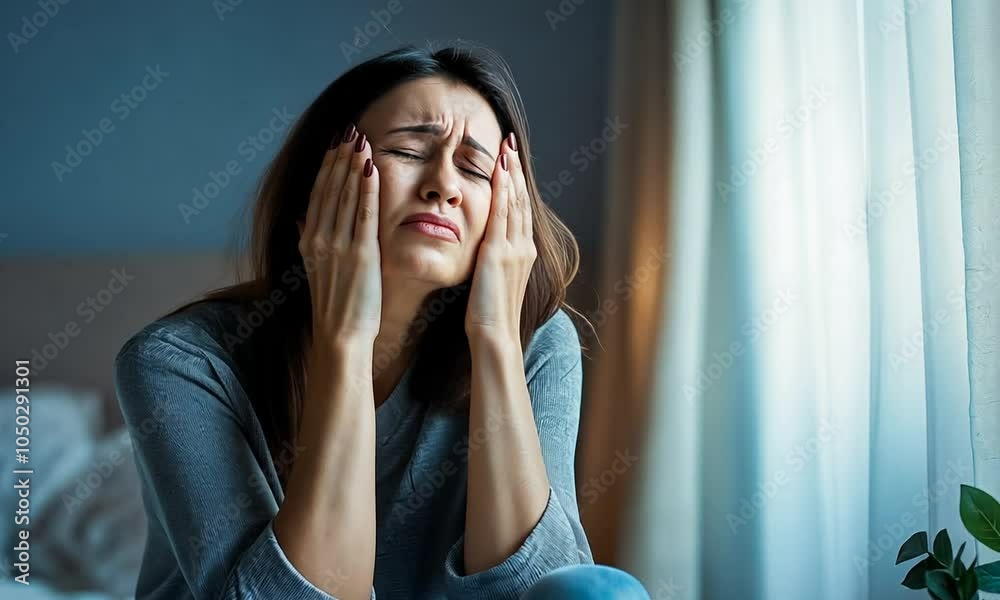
[357,76,503,289]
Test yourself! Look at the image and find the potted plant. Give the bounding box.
[896,484,1000,599]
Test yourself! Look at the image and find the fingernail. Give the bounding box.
[364,158,373,177]
[355,133,367,153]
[500,154,508,171]
[507,132,518,152]
[342,123,357,144]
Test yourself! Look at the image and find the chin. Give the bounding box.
[382,245,464,287]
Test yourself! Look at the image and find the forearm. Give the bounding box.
[464,333,551,574]
[273,341,376,599]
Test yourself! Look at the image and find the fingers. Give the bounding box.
[334,132,371,243]
[302,130,345,241]
[356,156,380,244]
[503,133,532,241]
[487,147,510,243]
[317,125,360,238]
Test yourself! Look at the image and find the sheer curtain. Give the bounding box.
[597,1,1000,598]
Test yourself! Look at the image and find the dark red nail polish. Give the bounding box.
[342,123,357,143]
[355,133,367,153]
[507,132,517,152]
[364,158,373,177]
[500,154,508,171]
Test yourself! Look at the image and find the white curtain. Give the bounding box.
[618,1,1000,598]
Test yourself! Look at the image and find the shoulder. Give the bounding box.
[527,307,581,355]
[524,307,583,385]
[112,299,257,428]
[114,299,245,382]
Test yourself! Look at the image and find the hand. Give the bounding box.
[465,133,537,343]
[298,124,382,349]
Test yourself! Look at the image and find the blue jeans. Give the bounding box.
[521,565,651,599]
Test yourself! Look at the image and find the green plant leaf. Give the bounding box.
[903,556,940,589]
[959,562,978,600]
[960,485,1000,552]
[926,568,960,600]
[954,557,967,581]
[935,529,955,565]
[975,560,1000,593]
[933,529,955,569]
[897,531,929,564]
[952,542,967,578]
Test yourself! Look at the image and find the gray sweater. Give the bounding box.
[113,300,593,599]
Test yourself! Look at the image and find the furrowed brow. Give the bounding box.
[385,124,495,161]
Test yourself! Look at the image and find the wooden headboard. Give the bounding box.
[0,254,238,433]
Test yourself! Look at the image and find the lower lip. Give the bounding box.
[402,221,459,242]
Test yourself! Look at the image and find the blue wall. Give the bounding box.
[1,0,612,256]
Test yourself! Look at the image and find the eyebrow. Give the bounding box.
[384,124,495,161]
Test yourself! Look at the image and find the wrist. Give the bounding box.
[308,335,374,364]
[468,329,522,356]
[305,339,374,392]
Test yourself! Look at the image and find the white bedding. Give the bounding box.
[1,384,145,599]
[0,580,126,600]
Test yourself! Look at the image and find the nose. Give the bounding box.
[418,155,463,208]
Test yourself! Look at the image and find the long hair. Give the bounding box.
[166,44,585,489]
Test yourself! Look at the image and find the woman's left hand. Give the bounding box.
[465,133,536,343]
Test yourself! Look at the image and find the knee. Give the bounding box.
[521,564,651,600]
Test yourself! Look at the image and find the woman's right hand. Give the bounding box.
[298,124,382,349]
[283,127,381,597]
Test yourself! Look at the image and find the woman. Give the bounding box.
[115,45,650,599]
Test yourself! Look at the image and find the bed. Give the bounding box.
[0,254,237,598]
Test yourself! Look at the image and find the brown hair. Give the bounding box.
[166,44,587,489]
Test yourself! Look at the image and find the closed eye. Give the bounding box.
[388,149,490,182]
[389,149,421,160]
